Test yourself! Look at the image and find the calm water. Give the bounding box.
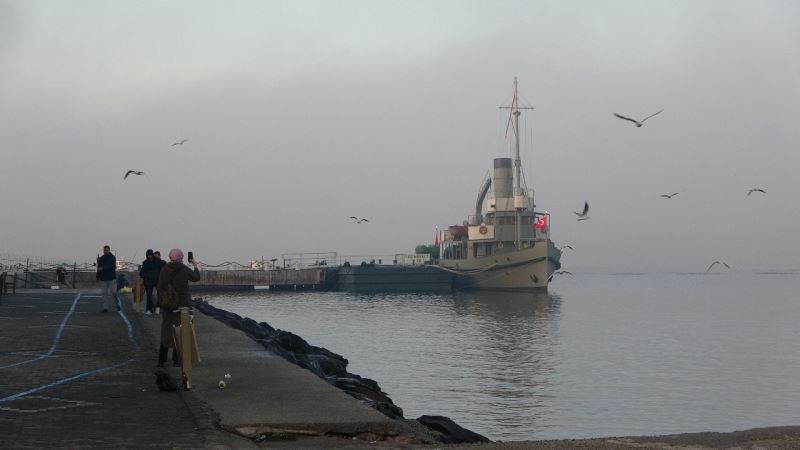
[206,272,800,441]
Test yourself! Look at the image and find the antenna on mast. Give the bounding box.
[498,77,534,198]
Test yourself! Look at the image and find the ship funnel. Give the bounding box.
[493,158,513,199]
[474,176,492,225]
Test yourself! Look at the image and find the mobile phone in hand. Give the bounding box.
[187,251,194,263]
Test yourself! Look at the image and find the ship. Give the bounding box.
[436,78,562,291]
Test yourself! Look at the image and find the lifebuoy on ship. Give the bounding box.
[479,225,488,235]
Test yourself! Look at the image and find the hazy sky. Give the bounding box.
[1,0,798,272]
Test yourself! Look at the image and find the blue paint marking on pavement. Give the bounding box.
[0,358,135,404]
[0,293,82,370]
[116,302,139,351]
[0,292,142,404]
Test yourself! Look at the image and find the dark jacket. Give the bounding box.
[139,257,166,288]
[157,262,201,309]
[97,253,116,282]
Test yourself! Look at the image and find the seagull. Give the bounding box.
[555,270,573,275]
[574,201,589,220]
[349,216,369,224]
[171,139,188,147]
[558,245,574,251]
[124,170,144,180]
[747,188,766,196]
[706,261,731,272]
[660,192,679,199]
[613,110,664,127]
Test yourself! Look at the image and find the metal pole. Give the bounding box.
[72,263,77,288]
[514,101,522,250]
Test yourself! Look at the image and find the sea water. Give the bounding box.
[207,272,800,441]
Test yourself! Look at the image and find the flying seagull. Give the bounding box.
[349,216,369,224]
[558,245,574,251]
[613,110,663,127]
[747,188,766,196]
[171,139,188,147]
[574,201,589,220]
[555,270,573,275]
[706,261,731,272]
[124,170,144,180]
[660,192,679,199]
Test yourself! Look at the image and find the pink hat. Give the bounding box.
[168,248,183,262]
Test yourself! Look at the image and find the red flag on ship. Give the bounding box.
[534,216,548,230]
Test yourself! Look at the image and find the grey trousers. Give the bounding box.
[100,280,119,311]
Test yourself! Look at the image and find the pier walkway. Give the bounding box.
[5,289,800,449]
[0,290,415,449]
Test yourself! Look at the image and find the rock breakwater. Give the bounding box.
[193,298,489,444]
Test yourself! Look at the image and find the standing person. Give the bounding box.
[156,248,200,367]
[153,251,166,314]
[97,245,119,313]
[139,249,162,315]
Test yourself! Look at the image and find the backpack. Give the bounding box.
[158,280,180,311]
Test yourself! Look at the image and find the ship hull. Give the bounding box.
[438,239,561,291]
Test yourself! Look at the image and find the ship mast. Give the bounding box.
[499,77,534,249]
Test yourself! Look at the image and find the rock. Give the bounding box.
[416,415,490,444]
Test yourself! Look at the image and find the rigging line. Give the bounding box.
[0,293,82,370]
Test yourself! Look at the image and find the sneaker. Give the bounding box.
[145,310,152,316]
[156,308,160,315]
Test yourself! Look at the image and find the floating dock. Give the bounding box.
[336,265,453,293]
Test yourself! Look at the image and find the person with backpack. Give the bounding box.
[156,248,200,367]
[139,249,166,315]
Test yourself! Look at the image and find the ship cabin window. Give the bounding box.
[498,216,516,224]
[443,242,467,260]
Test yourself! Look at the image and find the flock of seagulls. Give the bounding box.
[123,139,189,180]
[559,109,770,276]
